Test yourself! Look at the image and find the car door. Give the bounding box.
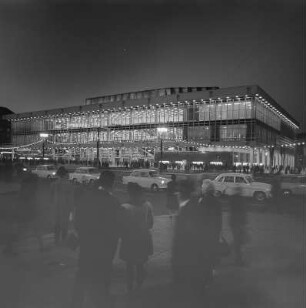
[223,175,235,195]
[140,171,150,188]
[75,169,83,182]
[37,166,44,177]
[129,171,139,184]
[81,169,88,183]
[235,175,251,197]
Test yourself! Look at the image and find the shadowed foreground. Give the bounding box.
[0,211,305,308]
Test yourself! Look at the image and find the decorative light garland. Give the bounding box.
[2,138,303,153]
[0,139,44,150]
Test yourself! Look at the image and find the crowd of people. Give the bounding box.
[1,165,252,308]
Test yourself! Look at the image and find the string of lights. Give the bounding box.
[0,139,44,150]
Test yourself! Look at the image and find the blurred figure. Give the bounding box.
[229,187,247,266]
[172,179,214,296]
[166,174,179,218]
[71,170,122,308]
[270,176,283,214]
[199,179,222,283]
[120,183,154,293]
[1,166,20,255]
[51,166,74,244]
[15,171,44,252]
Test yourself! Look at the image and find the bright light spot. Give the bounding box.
[157,127,168,133]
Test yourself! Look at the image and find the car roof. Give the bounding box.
[39,164,56,167]
[77,166,97,169]
[217,173,248,177]
[131,169,158,172]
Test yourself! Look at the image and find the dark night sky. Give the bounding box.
[0,0,305,129]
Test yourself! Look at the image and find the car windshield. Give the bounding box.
[245,176,253,183]
[89,168,99,174]
[47,166,56,170]
[149,171,159,177]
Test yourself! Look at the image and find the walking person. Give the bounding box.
[172,179,222,299]
[229,187,248,266]
[270,176,283,214]
[15,171,44,252]
[166,174,179,220]
[198,179,222,286]
[51,166,74,244]
[70,170,122,308]
[171,179,198,285]
[120,183,154,294]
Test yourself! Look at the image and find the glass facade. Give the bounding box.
[5,86,299,168]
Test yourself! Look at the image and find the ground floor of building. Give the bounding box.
[1,139,296,172]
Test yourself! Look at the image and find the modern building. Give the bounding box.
[0,107,14,148]
[295,132,306,170]
[1,85,300,169]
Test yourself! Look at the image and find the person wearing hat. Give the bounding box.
[71,170,123,308]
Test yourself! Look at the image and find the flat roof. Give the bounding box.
[3,85,299,128]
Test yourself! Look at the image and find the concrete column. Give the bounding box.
[250,148,254,165]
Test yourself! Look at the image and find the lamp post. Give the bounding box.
[40,133,49,159]
[157,127,168,172]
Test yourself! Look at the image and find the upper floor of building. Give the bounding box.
[3,85,299,141]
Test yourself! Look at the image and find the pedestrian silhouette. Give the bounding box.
[70,170,122,308]
[166,174,179,219]
[51,166,74,244]
[229,187,248,266]
[120,182,154,293]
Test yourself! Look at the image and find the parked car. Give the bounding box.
[280,175,306,196]
[122,169,171,192]
[212,173,272,202]
[69,166,100,184]
[31,164,58,179]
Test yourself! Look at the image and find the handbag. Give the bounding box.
[217,236,231,257]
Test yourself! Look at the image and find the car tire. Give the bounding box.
[282,189,292,197]
[254,191,266,202]
[47,175,51,180]
[151,184,159,192]
[89,179,95,185]
[72,178,78,184]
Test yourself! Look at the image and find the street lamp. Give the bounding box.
[40,133,49,159]
[157,127,168,172]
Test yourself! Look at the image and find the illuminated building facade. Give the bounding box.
[1,85,300,169]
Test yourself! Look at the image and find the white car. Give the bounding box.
[69,167,100,184]
[32,164,58,179]
[122,169,171,192]
[212,173,272,202]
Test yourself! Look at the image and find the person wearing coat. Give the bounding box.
[120,182,154,293]
[172,179,222,295]
[51,166,74,244]
[71,170,123,308]
[166,174,179,214]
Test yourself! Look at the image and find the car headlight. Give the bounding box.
[161,180,165,184]
[22,168,27,172]
[52,172,56,175]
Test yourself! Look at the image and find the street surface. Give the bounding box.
[0,209,305,307]
[0,177,305,307]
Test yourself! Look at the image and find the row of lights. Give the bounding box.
[255,94,299,129]
[0,139,44,150]
[8,93,290,122]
